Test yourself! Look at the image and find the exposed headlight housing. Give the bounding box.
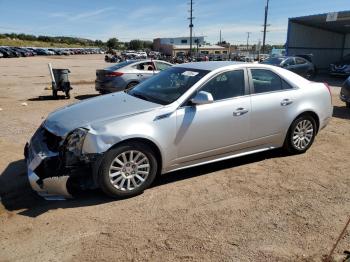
[65,128,88,156]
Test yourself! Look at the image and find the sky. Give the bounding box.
[0,0,349,45]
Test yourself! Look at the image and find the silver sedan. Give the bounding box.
[25,61,333,199]
[95,59,172,93]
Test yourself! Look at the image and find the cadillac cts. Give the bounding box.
[24,61,333,199]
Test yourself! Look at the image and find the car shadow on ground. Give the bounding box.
[28,95,68,101]
[333,106,350,120]
[0,149,287,218]
[75,94,100,100]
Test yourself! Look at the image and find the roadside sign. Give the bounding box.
[326,12,338,22]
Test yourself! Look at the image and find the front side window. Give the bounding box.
[295,57,306,65]
[155,61,172,71]
[128,67,209,105]
[251,69,284,94]
[283,58,295,66]
[200,70,245,101]
[133,62,155,71]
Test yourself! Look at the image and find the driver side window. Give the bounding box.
[200,70,245,101]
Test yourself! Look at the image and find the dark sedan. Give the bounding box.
[261,56,316,79]
[330,54,350,76]
[340,76,350,108]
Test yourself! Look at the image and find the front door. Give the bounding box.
[175,69,251,163]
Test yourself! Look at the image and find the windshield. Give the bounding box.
[106,60,135,71]
[261,57,284,65]
[127,67,209,105]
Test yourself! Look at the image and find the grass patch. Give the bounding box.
[0,38,96,48]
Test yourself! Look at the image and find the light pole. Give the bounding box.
[262,0,270,54]
[246,32,251,56]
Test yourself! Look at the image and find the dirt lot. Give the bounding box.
[0,55,349,262]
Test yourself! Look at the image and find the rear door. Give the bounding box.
[248,68,297,143]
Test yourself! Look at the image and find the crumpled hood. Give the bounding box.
[44,92,160,137]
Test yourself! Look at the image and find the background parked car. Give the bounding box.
[95,59,173,94]
[261,56,316,79]
[330,54,350,76]
[340,76,350,108]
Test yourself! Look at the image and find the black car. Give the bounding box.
[330,54,350,76]
[0,47,18,58]
[340,76,350,108]
[261,56,316,79]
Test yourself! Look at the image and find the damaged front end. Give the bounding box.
[24,124,100,200]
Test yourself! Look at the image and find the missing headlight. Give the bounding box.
[65,128,88,157]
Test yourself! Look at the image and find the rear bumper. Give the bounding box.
[329,71,350,76]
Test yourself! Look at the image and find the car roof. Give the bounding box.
[174,61,246,71]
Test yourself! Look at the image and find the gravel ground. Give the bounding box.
[0,55,349,262]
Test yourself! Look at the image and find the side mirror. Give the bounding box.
[190,91,214,105]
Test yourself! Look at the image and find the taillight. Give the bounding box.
[324,82,332,104]
[105,71,124,77]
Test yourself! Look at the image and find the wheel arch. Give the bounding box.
[293,110,320,133]
[91,137,163,187]
[108,137,163,175]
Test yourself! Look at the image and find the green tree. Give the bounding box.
[128,39,143,50]
[106,38,119,50]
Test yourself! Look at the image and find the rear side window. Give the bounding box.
[200,70,245,101]
[251,69,291,94]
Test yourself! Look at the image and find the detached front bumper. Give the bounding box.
[24,130,72,199]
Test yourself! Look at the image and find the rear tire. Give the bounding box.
[305,70,315,80]
[98,143,158,198]
[284,115,317,154]
[126,82,138,90]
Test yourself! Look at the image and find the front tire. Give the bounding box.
[346,102,350,108]
[284,115,317,154]
[98,143,158,198]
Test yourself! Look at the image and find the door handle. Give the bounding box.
[233,108,249,116]
[137,74,143,77]
[281,99,293,106]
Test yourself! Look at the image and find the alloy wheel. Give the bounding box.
[108,150,150,191]
[292,119,314,150]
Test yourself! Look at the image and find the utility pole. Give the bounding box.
[262,0,270,54]
[246,32,251,55]
[188,0,194,57]
[219,30,222,44]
